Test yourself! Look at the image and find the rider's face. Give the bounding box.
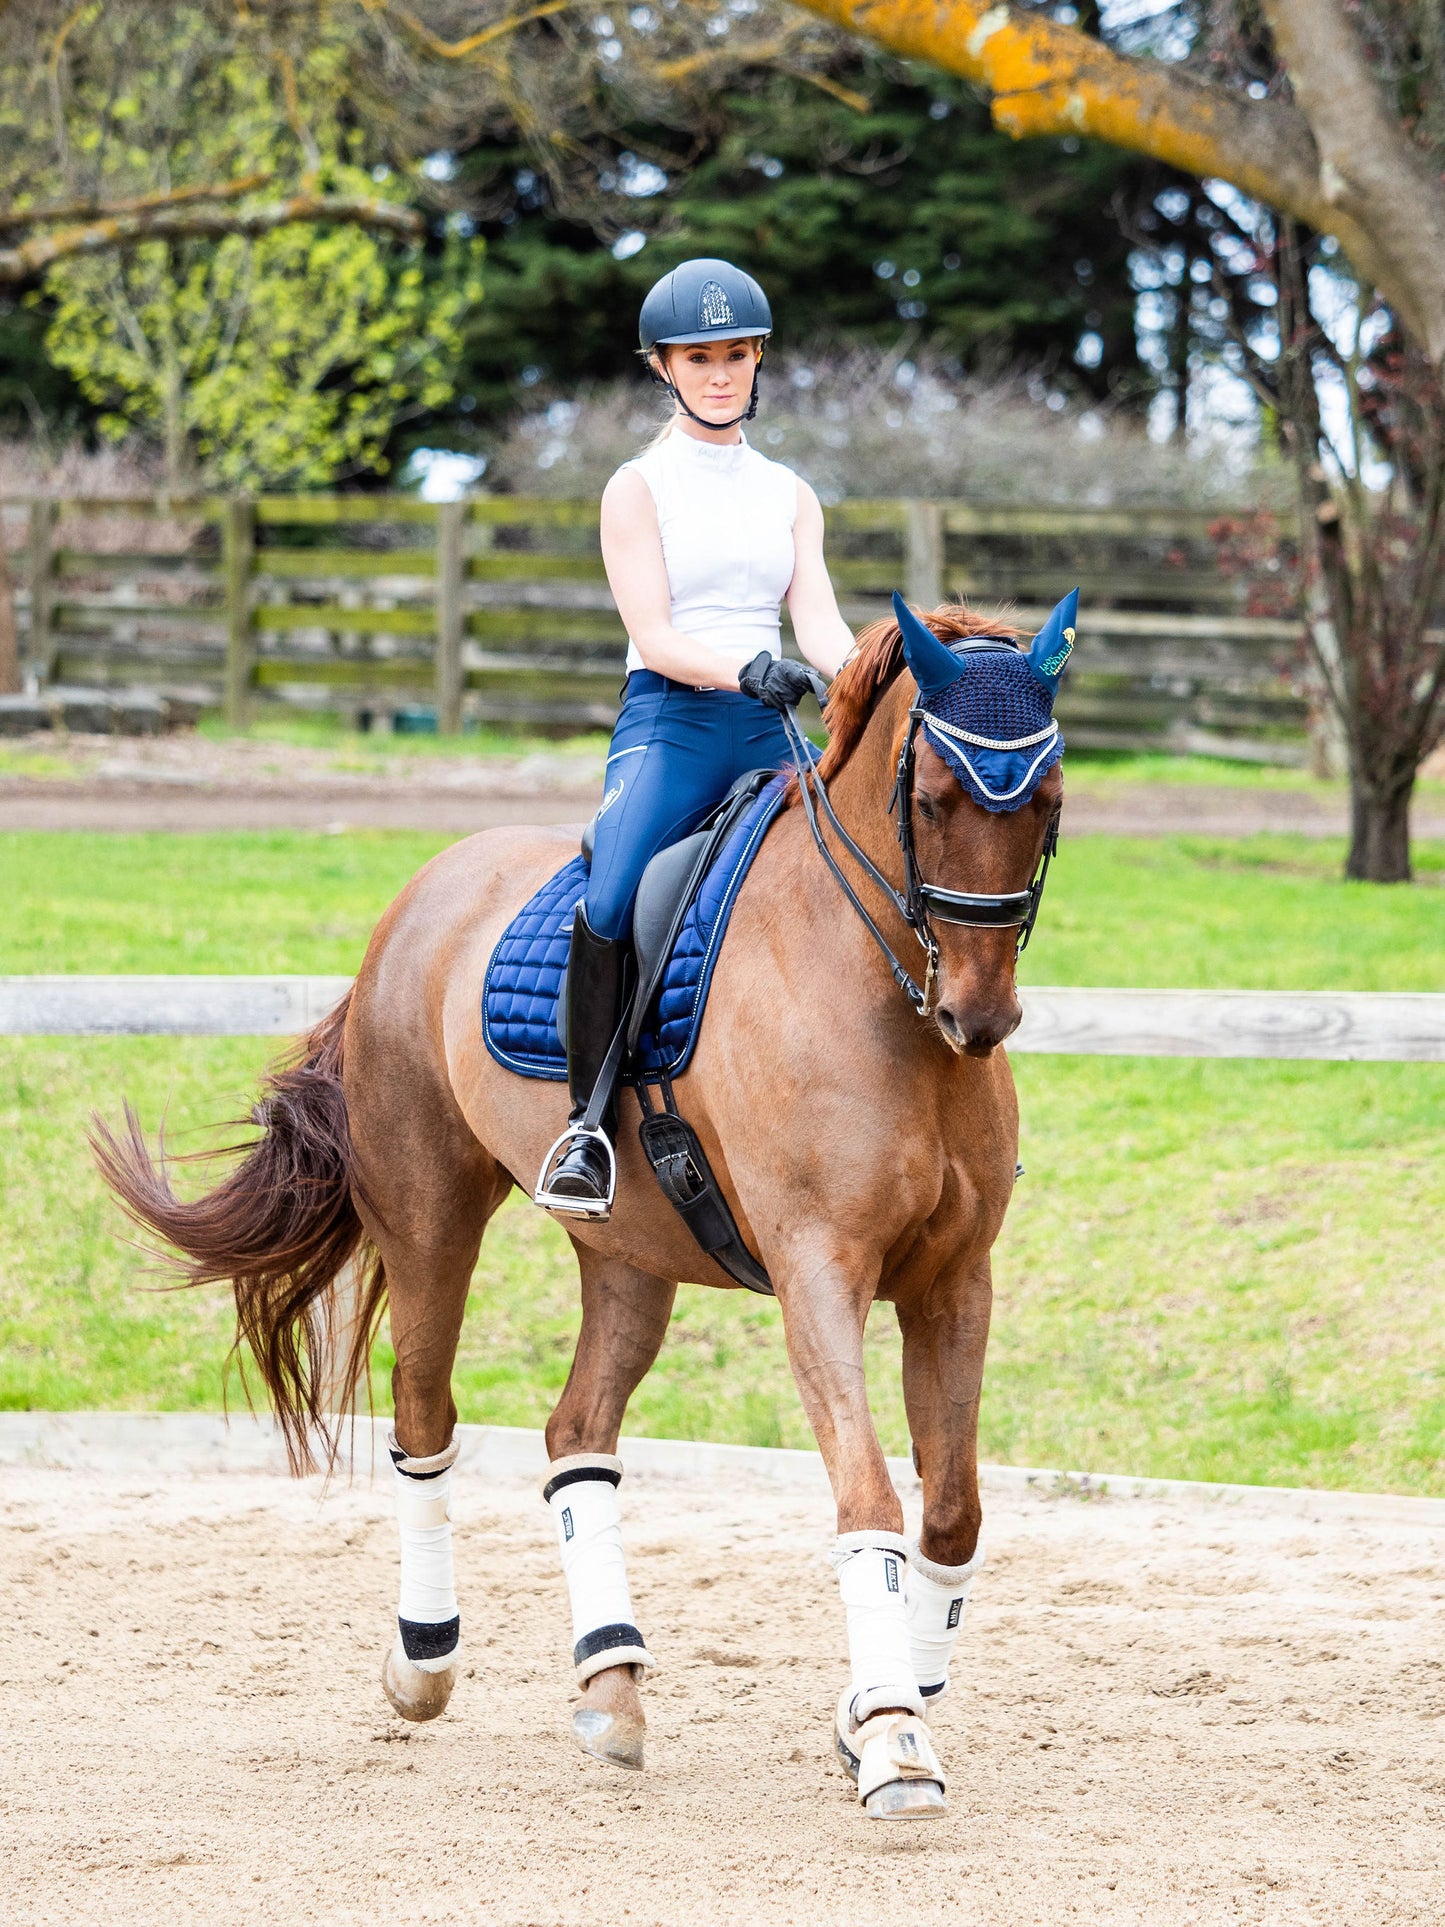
[655,338,762,429]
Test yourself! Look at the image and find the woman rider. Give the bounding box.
[537,256,855,1216]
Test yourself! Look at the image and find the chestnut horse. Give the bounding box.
[96,602,1063,1819]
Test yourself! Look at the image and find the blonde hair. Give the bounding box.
[642,413,678,452]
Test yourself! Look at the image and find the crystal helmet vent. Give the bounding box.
[891,590,1079,814]
[638,258,773,349]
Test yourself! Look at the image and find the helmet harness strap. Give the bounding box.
[649,342,763,432]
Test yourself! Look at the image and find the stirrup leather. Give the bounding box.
[533,1123,618,1218]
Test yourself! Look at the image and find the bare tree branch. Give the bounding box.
[389,0,577,61]
[0,194,426,284]
[0,173,274,235]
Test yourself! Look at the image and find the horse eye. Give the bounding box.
[917,793,937,824]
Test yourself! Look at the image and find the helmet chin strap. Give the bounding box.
[649,353,762,432]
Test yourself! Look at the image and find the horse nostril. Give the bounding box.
[935,1009,965,1052]
[937,1003,1022,1055]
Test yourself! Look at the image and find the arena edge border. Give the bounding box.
[2,1410,1443,1528]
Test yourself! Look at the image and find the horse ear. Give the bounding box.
[891,591,966,700]
[1024,590,1080,701]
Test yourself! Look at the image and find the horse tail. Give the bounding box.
[90,989,385,1475]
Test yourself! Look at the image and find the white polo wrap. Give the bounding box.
[544,1454,656,1685]
[389,1429,460,1673]
[906,1539,982,1701]
[831,1531,925,1723]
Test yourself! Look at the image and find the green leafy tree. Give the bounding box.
[44,214,481,488]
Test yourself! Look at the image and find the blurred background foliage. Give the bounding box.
[450,61,1155,422]
[0,1,1187,489]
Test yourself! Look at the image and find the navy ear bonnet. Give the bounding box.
[891,590,1078,814]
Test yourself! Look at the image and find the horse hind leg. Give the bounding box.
[348,1077,509,1724]
[543,1243,676,1771]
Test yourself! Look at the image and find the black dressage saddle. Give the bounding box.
[561,766,776,1052]
[562,766,779,1298]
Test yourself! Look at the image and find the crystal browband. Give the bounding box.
[921,713,1059,753]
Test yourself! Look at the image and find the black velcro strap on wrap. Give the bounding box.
[398,1615,460,1663]
[542,1464,622,1505]
[637,1110,773,1297]
[573,1622,647,1668]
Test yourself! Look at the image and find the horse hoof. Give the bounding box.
[835,1692,947,1818]
[381,1637,457,1723]
[572,1706,645,1771]
[865,1778,947,1820]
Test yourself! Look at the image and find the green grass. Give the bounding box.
[0,713,610,778]
[0,832,451,974]
[1065,748,1445,794]
[1021,834,1445,992]
[2,1041,1439,1494]
[2,827,1441,986]
[196,710,613,762]
[1,823,1442,1493]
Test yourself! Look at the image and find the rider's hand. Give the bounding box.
[737,652,821,711]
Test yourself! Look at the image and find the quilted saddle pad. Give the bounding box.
[482,774,787,1081]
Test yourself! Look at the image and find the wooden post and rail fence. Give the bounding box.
[1,489,1319,764]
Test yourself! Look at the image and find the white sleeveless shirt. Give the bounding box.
[618,429,798,673]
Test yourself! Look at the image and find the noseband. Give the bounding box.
[780,703,1060,1017]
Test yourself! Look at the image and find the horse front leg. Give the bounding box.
[543,1243,676,1772]
[773,1247,947,1820]
[895,1260,992,1712]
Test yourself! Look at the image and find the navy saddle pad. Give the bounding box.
[483,774,787,1081]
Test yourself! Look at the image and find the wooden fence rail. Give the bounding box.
[2,489,1320,760]
[3,978,1442,1060]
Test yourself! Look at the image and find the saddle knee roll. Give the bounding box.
[544,1454,656,1685]
[390,1430,461,1671]
[905,1539,983,1703]
[832,1532,925,1724]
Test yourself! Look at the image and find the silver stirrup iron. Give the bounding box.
[532,1124,618,1219]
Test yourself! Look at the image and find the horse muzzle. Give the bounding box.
[933,997,1022,1057]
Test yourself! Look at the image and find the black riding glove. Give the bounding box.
[737,652,820,711]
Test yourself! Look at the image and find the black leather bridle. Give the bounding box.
[780,701,1061,1017]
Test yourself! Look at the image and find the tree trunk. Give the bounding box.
[0,533,19,694]
[1345,773,1414,882]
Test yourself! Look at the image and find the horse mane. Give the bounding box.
[802,603,1023,789]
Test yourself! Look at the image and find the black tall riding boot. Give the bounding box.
[534,905,628,1216]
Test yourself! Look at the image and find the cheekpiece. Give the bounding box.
[891,590,1079,814]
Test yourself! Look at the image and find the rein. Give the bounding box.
[779,702,1060,1018]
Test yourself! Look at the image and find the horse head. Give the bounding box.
[891,590,1077,1056]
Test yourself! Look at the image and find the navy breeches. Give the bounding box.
[584,671,791,943]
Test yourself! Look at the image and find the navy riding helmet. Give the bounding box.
[638,258,773,350]
[639,258,773,427]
